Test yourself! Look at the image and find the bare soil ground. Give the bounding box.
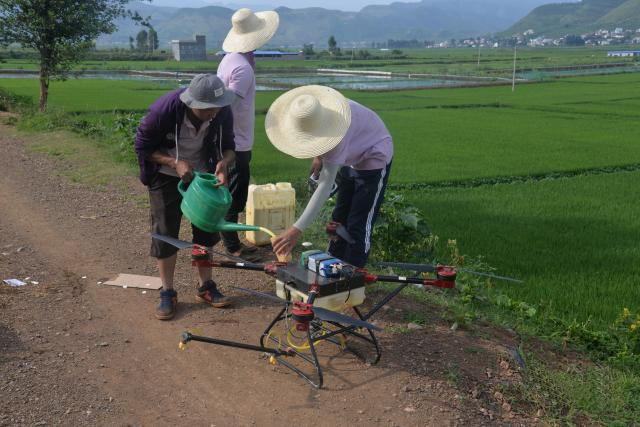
[0,125,539,426]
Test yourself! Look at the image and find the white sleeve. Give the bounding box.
[293,163,340,231]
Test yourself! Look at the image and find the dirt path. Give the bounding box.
[0,126,536,426]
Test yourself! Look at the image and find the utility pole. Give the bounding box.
[512,44,517,92]
[477,43,481,69]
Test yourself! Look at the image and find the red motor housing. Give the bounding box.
[291,301,314,331]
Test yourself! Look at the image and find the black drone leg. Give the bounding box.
[260,306,287,348]
[259,306,324,388]
[307,328,324,388]
[270,328,324,388]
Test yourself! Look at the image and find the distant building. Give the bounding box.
[171,35,206,61]
[607,50,640,57]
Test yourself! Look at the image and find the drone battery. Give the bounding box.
[307,252,342,278]
[299,249,323,267]
[317,258,343,278]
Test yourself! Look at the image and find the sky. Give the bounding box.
[149,0,397,11]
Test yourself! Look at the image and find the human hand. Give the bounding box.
[175,160,193,182]
[309,157,323,179]
[271,226,302,258]
[214,159,229,187]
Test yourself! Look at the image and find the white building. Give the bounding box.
[171,35,206,61]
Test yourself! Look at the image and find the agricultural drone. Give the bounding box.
[153,232,519,388]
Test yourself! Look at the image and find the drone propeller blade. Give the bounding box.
[457,268,524,284]
[380,261,523,284]
[150,234,253,264]
[313,307,383,331]
[231,285,288,305]
[378,261,436,273]
[335,224,356,244]
[151,233,196,249]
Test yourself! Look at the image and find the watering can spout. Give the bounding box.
[217,221,276,237]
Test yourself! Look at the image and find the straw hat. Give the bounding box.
[222,8,279,53]
[265,85,352,159]
[180,74,236,109]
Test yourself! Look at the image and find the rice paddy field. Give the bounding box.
[1,46,637,77]
[1,67,638,332]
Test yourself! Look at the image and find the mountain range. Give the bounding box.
[505,0,640,37]
[99,0,640,48]
[98,0,561,48]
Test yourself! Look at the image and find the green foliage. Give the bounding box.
[328,35,340,55]
[517,355,640,425]
[148,28,159,51]
[0,86,32,112]
[135,29,149,51]
[302,44,315,56]
[608,308,640,370]
[0,0,132,110]
[368,191,436,264]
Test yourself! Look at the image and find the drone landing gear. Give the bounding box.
[260,305,384,389]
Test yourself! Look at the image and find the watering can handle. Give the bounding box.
[178,171,216,196]
[177,178,188,196]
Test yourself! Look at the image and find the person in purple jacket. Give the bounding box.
[217,8,279,261]
[134,74,236,320]
[267,85,393,268]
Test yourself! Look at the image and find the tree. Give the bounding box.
[302,43,315,56]
[328,35,338,55]
[148,27,159,51]
[136,29,148,51]
[0,0,133,111]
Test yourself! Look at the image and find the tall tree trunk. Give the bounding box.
[39,74,49,112]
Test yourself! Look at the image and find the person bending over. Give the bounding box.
[134,74,236,320]
[267,85,393,267]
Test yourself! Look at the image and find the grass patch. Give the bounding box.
[21,128,135,189]
[515,354,640,425]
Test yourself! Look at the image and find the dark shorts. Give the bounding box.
[148,173,220,259]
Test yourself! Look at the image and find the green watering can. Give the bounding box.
[178,171,275,237]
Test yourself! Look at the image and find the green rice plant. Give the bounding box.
[404,171,640,329]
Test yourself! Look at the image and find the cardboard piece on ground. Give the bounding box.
[104,274,162,290]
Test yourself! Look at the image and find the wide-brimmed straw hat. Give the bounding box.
[265,85,352,159]
[179,74,236,109]
[222,8,279,53]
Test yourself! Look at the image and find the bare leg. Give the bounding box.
[195,246,213,287]
[196,265,213,287]
[158,254,177,290]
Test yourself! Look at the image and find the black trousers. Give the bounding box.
[328,162,391,267]
[148,173,220,259]
[220,150,252,252]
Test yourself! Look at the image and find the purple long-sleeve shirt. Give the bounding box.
[134,88,235,186]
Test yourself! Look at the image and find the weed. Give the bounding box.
[517,354,640,425]
[404,311,427,326]
[446,363,461,387]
